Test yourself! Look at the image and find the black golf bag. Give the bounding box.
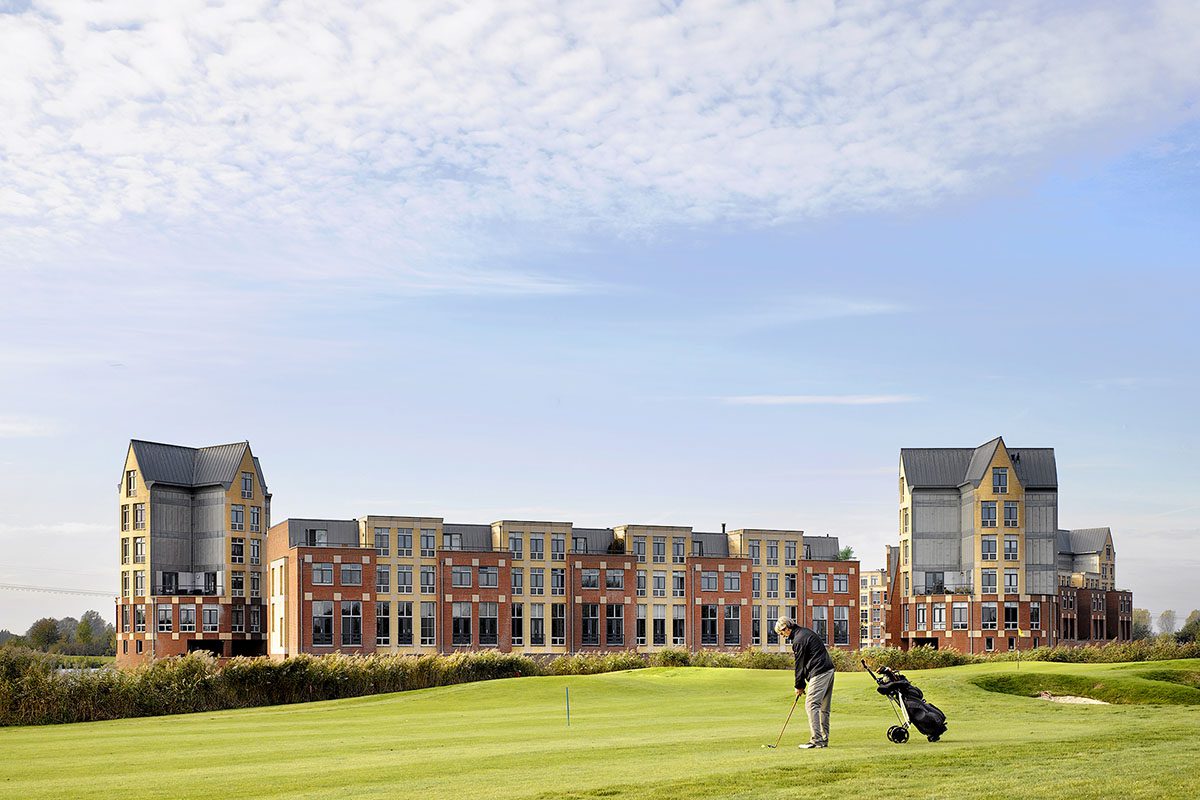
[863,661,948,743]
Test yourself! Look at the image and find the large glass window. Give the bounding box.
[700,571,718,591]
[672,538,685,563]
[452,566,472,588]
[581,604,600,646]
[312,601,334,645]
[420,529,436,557]
[993,467,1008,494]
[511,603,524,646]
[652,571,666,597]
[1030,602,1041,630]
[420,566,436,594]
[340,564,362,586]
[530,603,545,646]
[529,535,544,560]
[551,603,566,646]
[767,574,778,598]
[1004,569,1019,593]
[653,604,667,646]
[479,602,499,645]
[396,528,412,555]
[376,601,391,646]
[581,568,600,589]
[551,568,566,596]
[785,575,797,599]
[982,569,997,593]
[952,602,968,630]
[672,571,685,598]
[606,604,624,646]
[479,566,499,588]
[374,528,390,556]
[932,604,946,631]
[833,574,848,593]
[634,537,646,563]
[636,605,646,645]
[231,504,245,531]
[724,572,741,592]
[180,606,196,632]
[1004,502,1019,528]
[701,605,719,645]
[981,501,998,527]
[1004,535,1019,560]
[833,606,849,646]
[376,566,391,593]
[156,605,171,632]
[452,602,472,645]
[811,574,827,593]
[1005,602,1019,630]
[785,541,797,566]
[767,541,779,566]
[511,568,524,595]
[420,602,436,646]
[723,605,740,646]
[749,540,760,565]
[530,568,545,595]
[811,606,828,642]
[606,570,624,590]
[509,533,523,559]
[982,602,998,630]
[551,535,565,561]
[341,601,362,646]
[652,537,666,563]
[394,602,411,646]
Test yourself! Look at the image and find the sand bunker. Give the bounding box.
[1037,691,1108,705]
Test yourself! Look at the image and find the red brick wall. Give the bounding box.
[686,557,751,651]
[438,550,511,653]
[570,554,636,651]
[799,560,859,649]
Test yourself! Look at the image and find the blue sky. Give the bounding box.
[0,1,1198,631]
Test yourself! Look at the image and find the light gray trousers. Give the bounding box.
[805,668,835,745]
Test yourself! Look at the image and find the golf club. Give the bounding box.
[764,693,801,749]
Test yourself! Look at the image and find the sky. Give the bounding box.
[1,0,1198,633]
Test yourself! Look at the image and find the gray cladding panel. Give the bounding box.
[912,491,961,534]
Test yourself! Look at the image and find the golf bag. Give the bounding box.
[863,661,947,743]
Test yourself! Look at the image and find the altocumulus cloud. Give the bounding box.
[1,0,1199,272]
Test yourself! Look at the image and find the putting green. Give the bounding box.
[2,661,1199,799]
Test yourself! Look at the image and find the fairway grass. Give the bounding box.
[2,661,1199,800]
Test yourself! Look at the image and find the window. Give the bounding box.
[933,604,946,631]
[673,538,686,563]
[902,508,909,534]
[916,604,927,629]
[231,504,245,531]
[134,503,146,530]
[652,571,666,597]
[121,605,130,632]
[993,467,1008,494]
[451,603,472,645]
[581,604,601,646]
[250,571,261,598]
[231,571,245,597]
[752,605,761,645]
[250,506,261,532]
[700,605,719,645]
[551,535,565,561]
[724,605,741,646]
[551,568,565,596]
[812,574,827,593]
[833,607,849,645]
[700,571,718,591]
[479,566,499,588]
[1004,569,1019,593]
[135,571,146,596]
[785,541,797,567]
[126,469,137,496]
[249,604,261,634]
[862,608,869,624]
[530,603,545,646]
[634,537,646,563]
[341,601,362,646]
[202,605,219,633]
[636,604,646,645]
[724,572,741,592]
[811,607,828,642]
[180,605,196,632]
[396,528,412,556]
[420,529,436,558]
[981,501,997,528]
[376,566,391,593]
[306,528,328,546]
[1005,602,1019,630]
[672,571,685,598]
[162,571,177,594]
[785,574,797,599]
[833,574,848,593]
[512,568,524,595]
[581,568,600,589]
[652,537,666,563]
[241,471,253,498]
[443,532,463,550]
[479,602,499,645]
[766,606,779,645]
[551,603,566,645]
[606,604,624,646]
[452,566,472,588]
[420,602,436,646]
[985,636,995,652]
[982,569,997,593]
[420,566,436,594]
[530,535,544,560]
[902,541,908,565]
[231,605,245,633]
[1004,535,1019,560]
[672,605,686,645]
[1030,601,1041,630]
[903,605,910,629]
[120,538,130,566]
[250,538,260,565]
[341,564,362,586]
[376,601,391,646]
[767,574,778,599]
[636,570,646,597]
[752,573,761,599]
[509,533,523,559]
[982,536,997,561]
[231,538,245,564]
[374,528,390,556]
[653,604,667,646]
[511,603,524,646]
[121,506,130,533]
[530,568,545,596]
[133,537,146,564]
[749,540,760,565]
[1004,502,1019,528]
[982,602,998,630]
[767,541,779,566]
[606,570,624,590]
[157,605,172,632]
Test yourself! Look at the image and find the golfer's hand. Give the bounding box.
[795,688,803,697]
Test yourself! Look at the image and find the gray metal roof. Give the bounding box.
[1058,527,1111,556]
[443,523,494,551]
[691,532,730,557]
[805,535,841,560]
[282,518,360,548]
[129,440,265,490]
[901,438,1057,489]
[573,527,618,553]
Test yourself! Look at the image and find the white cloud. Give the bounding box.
[0,0,1198,281]
[721,394,919,406]
[0,415,60,437]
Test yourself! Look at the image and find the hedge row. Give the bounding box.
[4,637,1198,727]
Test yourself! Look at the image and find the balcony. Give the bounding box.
[913,585,973,596]
[152,584,226,597]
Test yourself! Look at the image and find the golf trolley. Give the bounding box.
[862,660,947,744]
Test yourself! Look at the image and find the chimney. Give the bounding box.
[721,522,726,534]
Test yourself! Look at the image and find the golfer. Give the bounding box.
[775,616,835,749]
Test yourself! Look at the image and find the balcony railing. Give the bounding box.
[152,584,225,596]
[913,585,974,596]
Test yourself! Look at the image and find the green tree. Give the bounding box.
[56,616,79,644]
[838,546,855,561]
[76,617,94,645]
[1157,609,1177,635]
[1186,610,1200,628]
[26,617,61,651]
[1131,608,1153,640]
[1177,611,1200,643]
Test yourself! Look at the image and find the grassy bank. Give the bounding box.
[1,660,1198,799]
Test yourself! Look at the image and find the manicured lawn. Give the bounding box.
[2,660,1199,799]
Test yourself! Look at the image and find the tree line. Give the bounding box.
[0,610,116,657]
[1131,608,1200,642]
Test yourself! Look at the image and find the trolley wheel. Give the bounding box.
[886,725,909,744]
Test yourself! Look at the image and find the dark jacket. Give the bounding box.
[790,625,835,692]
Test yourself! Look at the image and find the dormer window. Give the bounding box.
[992,467,1008,494]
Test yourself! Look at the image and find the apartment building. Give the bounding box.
[859,563,889,648]
[115,440,270,666]
[891,437,1132,653]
